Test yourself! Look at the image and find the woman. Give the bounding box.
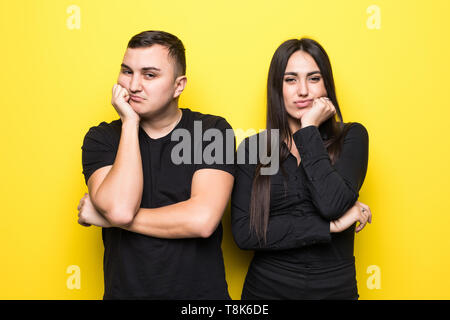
[231,38,371,300]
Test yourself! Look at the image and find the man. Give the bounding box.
[77,31,235,299]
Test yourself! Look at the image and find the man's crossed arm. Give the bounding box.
[78,167,234,239]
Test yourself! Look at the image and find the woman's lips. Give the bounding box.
[294,99,313,107]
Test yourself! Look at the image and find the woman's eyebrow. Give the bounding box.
[284,71,321,76]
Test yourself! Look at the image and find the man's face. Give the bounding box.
[117,45,184,117]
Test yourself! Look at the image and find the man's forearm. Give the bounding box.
[121,198,221,239]
[92,120,144,225]
[116,169,233,238]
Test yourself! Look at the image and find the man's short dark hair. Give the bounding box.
[127,30,186,76]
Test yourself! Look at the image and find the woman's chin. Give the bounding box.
[295,111,306,120]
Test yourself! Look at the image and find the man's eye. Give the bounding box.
[145,74,155,78]
[122,70,132,74]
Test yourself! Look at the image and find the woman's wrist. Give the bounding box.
[300,122,317,129]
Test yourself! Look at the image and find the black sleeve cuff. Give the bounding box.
[293,213,331,246]
[292,125,329,163]
[292,126,334,184]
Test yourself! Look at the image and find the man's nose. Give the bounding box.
[129,75,142,93]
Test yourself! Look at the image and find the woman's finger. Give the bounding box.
[322,97,335,117]
[356,220,367,233]
[356,210,369,232]
[361,204,372,223]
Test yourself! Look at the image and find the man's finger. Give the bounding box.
[77,199,84,211]
[78,218,90,227]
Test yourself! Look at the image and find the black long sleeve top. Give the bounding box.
[231,122,369,263]
[231,123,369,299]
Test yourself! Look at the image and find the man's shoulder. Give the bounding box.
[82,119,122,147]
[87,119,121,134]
[182,108,232,131]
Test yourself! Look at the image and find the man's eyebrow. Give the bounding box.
[120,63,161,72]
[141,66,161,72]
[284,71,321,76]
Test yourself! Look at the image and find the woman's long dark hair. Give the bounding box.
[249,38,353,244]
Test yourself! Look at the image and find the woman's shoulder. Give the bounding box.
[235,131,272,170]
[340,122,369,147]
[342,122,368,138]
[236,130,271,153]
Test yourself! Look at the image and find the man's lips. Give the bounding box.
[294,99,313,107]
[130,95,145,102]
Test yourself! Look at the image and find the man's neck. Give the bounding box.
[139,104,182,140]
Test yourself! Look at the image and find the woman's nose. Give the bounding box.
[297,79,308,97]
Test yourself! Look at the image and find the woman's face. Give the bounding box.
[282,50,327,122]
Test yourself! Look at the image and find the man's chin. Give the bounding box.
[129,101,151,113]
[134,104,171,120]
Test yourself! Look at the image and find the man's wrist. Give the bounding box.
[122,119,140,130]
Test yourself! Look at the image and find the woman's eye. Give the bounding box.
[284,78,295,83]
[309,77,321,82]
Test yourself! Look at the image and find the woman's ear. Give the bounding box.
[173,75,187,99]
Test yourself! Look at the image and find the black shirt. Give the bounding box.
[81,108,235,299]
[231,123,369,299]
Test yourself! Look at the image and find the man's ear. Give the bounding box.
[173,75,187,99]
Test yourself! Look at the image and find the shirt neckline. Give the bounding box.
[139,108,187,143]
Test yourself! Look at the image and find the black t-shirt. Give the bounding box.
[81,108,235,299]
[231,123,368,299]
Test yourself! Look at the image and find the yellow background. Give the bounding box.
[1,0,449,299]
